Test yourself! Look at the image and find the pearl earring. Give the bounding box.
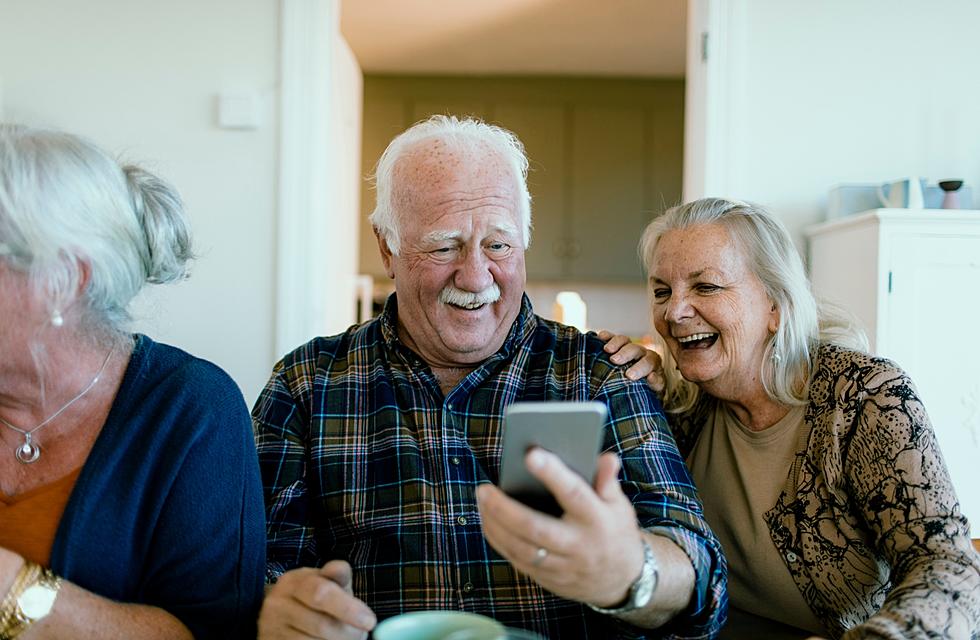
[51,310,64,327]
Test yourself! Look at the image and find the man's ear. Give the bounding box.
[375,229,396,279]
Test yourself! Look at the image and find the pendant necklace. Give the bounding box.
[0,345,115,464]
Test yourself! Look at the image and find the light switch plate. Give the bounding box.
[217,92,260,130]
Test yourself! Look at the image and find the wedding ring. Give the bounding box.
[532,547,548,566]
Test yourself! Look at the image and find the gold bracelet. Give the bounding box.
[0,562,39,638]
[0,562,62,640]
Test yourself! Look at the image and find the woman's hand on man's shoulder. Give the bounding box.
[597,330,665,394]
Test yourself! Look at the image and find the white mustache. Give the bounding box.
[439,283,501,307]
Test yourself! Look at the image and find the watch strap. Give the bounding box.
[0,562,62,640]
[588,538,658,615]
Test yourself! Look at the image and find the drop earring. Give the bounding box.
[51,310,64,327]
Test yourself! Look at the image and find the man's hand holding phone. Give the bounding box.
[477,445,647,609]
[475,402,645,608]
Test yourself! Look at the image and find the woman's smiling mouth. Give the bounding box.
[677,332,719,349]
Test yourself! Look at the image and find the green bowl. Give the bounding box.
[373,611,505,640]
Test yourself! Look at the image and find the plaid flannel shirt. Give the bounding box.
[253,294,727,639]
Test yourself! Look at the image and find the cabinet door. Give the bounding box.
[569,106,647,281]
[492,104,566,280]
[648,105,685,214]
[883,232,980,536]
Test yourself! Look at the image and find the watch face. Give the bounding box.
[632,541,658,609]
[634,574,655,608]
[19,584,57,619]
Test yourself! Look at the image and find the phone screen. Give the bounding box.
[497,401,607,516]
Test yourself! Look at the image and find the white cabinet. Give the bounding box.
[807,209,980,536]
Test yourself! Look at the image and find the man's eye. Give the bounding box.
[427,247,457,262]
[487,242,509,252]
[652,288,670,300]
[696,284,720,293]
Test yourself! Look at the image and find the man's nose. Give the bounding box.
[454,248,495,292]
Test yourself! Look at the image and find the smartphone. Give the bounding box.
[497,401,608,516]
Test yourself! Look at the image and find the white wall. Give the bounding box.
[0,0,281,403]
[331,37,364,337]
[694,0,980,244]
[274,0,363,361]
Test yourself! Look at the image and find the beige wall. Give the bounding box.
[0,0,280,404]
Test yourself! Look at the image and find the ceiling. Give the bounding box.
[340,0,687,77]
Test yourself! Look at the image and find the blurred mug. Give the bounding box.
[446,628,547,640]
[877,177,925,209]
[373,611,504,640]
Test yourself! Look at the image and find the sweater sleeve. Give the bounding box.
[843,362,980,640]
[141,364,267,640]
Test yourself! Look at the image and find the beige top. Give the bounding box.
[688,404,825,637]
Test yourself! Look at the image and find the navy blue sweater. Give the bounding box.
[49,335,265,639]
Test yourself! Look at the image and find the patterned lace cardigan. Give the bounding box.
[670,343,980,639]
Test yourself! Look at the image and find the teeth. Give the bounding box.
[677,333,715,343]
[453,302,484,310]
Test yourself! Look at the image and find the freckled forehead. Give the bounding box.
[392,138,517,205]
[653,224,750,277]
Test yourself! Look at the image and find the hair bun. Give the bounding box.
[122,164,194,284]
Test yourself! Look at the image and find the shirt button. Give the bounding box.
[457,515,468,526]
[451,456,461,465]
[462,582,474,593]
[447,403,453,411]
[786,551,799,563]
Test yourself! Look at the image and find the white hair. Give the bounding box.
[369,114,532,255]
[0,124,193,336]
[639,197,867,412]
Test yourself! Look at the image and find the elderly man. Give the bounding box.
[253,115,726,639]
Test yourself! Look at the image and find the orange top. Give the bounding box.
[0,468,83,567]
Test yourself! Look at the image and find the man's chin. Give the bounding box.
[439,332,503,362]
[442,344,495,362]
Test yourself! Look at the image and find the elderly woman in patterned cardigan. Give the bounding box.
[606,197,980,639]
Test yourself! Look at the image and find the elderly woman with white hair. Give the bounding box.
[0,125,265,639]
[607,197,980,639]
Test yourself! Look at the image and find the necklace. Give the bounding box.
[0,345,115,464]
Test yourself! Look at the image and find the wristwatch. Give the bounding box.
[0,563,63,639]
[588,538,658,615]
